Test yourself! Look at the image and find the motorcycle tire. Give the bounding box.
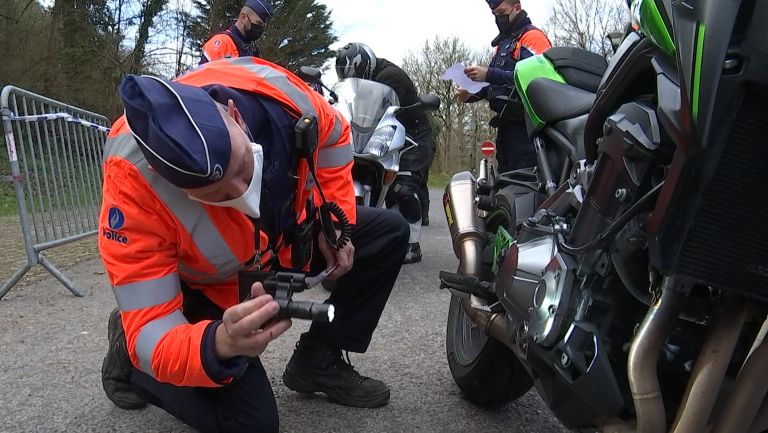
[446,294,534,407]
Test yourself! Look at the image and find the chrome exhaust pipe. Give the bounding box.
[443,172,486,277]
[459,296,531,374]
[628,279,686,433]
[711,317,768,433]
[671,294,747,433]
[748,396,768,433]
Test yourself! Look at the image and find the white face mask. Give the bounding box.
[189,142,264,219]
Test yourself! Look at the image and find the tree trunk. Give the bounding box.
[208,0,219,33]
[441,127,451,173]
[131,0,167,73]
[44,0,66,93]
[175,7,189,76]
[115,0,123,58]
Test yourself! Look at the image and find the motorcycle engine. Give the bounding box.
[495,224,577,348]
[494,160,596,351]
[485,99,683,429]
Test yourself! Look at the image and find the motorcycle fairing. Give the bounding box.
[514,55,566,133]
[631,0,676,57]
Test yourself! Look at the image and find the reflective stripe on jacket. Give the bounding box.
[99,56,354,388]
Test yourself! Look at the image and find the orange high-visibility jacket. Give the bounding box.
[201,31,242,63]
[99,56,355,388]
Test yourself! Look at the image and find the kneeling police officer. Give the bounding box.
[99,57,410,432]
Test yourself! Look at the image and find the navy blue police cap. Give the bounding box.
[245,0,274,21]
[487,0,504,8]
[118,74,232,190]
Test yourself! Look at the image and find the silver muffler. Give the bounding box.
[443,172,486,277]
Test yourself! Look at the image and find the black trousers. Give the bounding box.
[132,359,278,433]
[304,205,409,351]
[496,122,537,174]
[385,128,436,224]
[130,205,409,433]
[415,130,437,216]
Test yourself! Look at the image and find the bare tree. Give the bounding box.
[402,36,497,175]
[172,0,193,77]
[542,0,630,57]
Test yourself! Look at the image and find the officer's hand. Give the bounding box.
[457,88,471,102]
[215,282,292,360]
[464,66,488,82]
[318,229,355,280]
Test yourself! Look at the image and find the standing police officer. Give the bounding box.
[199,0,273,64]
[458,0,551,173]
[335,43,436,264]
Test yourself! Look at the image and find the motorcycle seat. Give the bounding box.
[527,78,596,124]
[543,47,608,93]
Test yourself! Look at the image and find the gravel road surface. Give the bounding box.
[0,190,568,433]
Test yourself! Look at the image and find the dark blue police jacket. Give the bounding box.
[202,84,298,246]
[474,15,539,115]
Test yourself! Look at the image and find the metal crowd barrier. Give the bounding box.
[1,86,111,299]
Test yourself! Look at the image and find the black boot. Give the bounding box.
[102,308,147,410]
[283,341,390,408]
[403,242,422,264]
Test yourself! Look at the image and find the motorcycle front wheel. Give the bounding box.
[445,294,533,407]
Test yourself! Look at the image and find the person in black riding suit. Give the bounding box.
[336,42,436,264]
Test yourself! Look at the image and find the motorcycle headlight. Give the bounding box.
[362,126,396,157]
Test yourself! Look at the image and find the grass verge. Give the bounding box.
[0,193,18,217]
[427,172,452,190]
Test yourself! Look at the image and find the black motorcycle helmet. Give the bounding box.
[335,43,378,80]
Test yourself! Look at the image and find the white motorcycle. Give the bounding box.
[298,66,440,208]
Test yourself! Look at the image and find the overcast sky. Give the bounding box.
[317,0,554,84]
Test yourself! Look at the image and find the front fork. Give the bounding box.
[354,180,392,208]
[354,180,372,207]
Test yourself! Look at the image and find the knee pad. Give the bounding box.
[393,181,419,203]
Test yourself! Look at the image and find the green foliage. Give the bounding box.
[187,0,338,72]
[186,0,234,53]
[54,0,124,118]
[0,0,54,98]
[259,0,338,72]
[426,172,452,190]
[2,0,338,124]
[0,136,16,216]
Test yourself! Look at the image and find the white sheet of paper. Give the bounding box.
[440,63,490,94]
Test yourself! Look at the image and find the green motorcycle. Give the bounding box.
[440,0,768,432]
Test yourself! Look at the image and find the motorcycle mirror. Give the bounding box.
[419,94,441,112]
[298,66,322,84]
[605,32,624,55]
[323,86,339,105]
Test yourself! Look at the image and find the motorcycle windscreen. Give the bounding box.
[334,78,400,153]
